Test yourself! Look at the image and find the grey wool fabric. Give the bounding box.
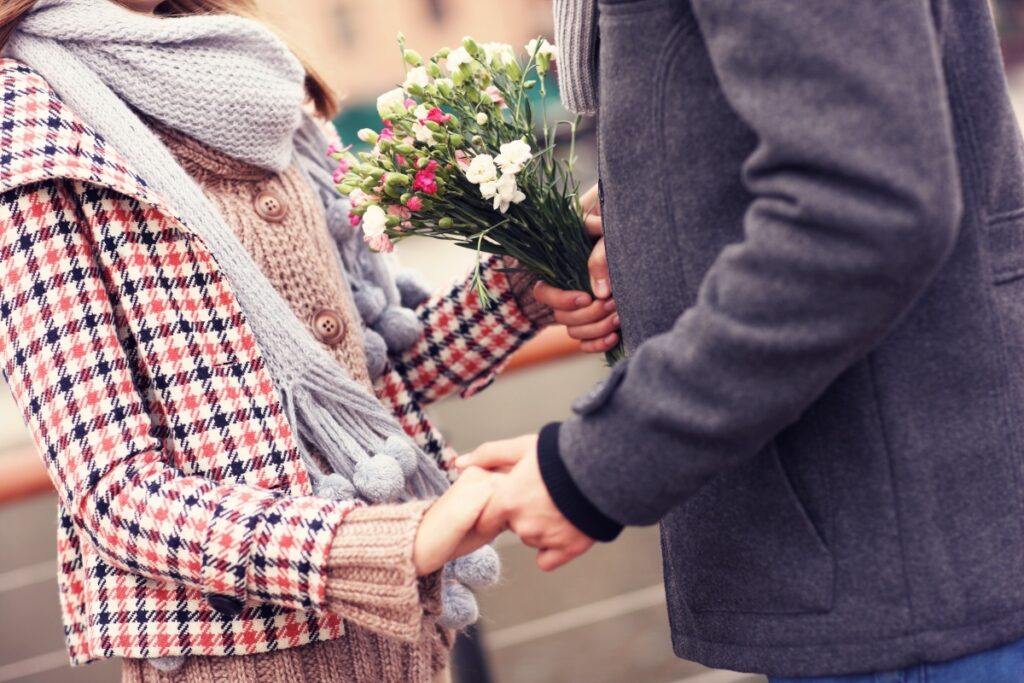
[6,0,493,633]
[553,0,1024,677]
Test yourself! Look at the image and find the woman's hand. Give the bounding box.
[412,466,502,576]
[533,183,621,354]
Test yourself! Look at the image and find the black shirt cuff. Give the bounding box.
[537,422,623,542]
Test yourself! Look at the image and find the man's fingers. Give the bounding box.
[588,239,611,299]
[533,281,592,312]
[566,314,621,342]
[456,439,527,472]
[536,547,577,572]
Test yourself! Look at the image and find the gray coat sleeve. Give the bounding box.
[557,0,963,526]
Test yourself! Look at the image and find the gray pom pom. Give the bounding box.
[375,306,423,353]
[438,582,480,630]
[148,656,186,673]
[353,455,405,502]
[316,473,357,501]
[383,435,419,477]
[362,328,389,379]
[450,546,501,589]
[396,272,432,309]
[352,287,387,325]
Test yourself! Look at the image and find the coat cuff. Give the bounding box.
[537,422,623,542]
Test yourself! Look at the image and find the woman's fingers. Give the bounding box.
[554,298,616,327]
[588,239,611,299]
[580,183,601,217]
[580,333,620,354]
[583,213,603,239]
[412,467,499,576]
[533,281,592,311]
[565,313,621,342]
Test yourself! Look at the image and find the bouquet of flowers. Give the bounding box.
[329,34,624,363]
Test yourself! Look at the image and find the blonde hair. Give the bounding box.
[0,0,338,118]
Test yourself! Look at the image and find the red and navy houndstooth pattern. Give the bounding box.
[0,60,538,665]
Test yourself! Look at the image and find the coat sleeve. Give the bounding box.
[378,255,542,407]
[550,0,962,528]
[0,179,354,614]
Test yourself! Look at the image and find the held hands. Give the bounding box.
[412,466,502,576]
[533,184,621,355]
[455,435,595,571]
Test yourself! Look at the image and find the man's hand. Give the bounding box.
[459,435,595,571]
[532,183,620,355]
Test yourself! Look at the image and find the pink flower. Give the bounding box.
[326,142,339,156]
[412,159,439,195]
[485,86,506,108]
[395,154,408,167]
[366,233,395,253]
[406,196,424,212]
[424,107,452,124]
[379,127,395,142]
[332,158,350,184]
[454,150,471,170]
[404,98,416,109]
[349,212,362,227]
[387,204,412,221]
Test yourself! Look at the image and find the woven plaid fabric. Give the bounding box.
[377,258,539,466]
[0,60,538,666]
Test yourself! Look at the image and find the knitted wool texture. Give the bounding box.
[6,0,490,633]
[554,0,600,115]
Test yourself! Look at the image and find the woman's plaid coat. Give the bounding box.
[0,60,539,665]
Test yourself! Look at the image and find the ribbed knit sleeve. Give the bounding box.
[325,501,441,642]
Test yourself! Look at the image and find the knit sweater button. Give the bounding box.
[253,189,288,222]
[312,308,345,345]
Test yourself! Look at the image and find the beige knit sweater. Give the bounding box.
[121,126,452,683]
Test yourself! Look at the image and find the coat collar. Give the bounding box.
[0,59,161,208]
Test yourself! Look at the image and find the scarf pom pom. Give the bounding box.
[375,306,423,353]
[353,287,387,325]
[362,328,389,379]
[384,435,419,477]
[438,582,480,630]
[353,455,405,502]
[316,472,357,501]
[448,545,501,589]
[148,656,186,673]
[395,271,432,309]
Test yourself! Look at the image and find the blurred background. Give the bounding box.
[2,1,1024,682]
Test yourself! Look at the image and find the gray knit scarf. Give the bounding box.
[553,0,599,115]
[7,0,496,639]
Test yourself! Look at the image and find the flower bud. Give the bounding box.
[386,214,402,228]
[427,62,442,78]
[524,79,537,89]
[435,47,451,60]
[337,183,354,194]
[475,112,488,125]
[400,192,413,204]
[425,121,441,132]
[439,217,454,228]
[396,143,416,155]
[462,36,482,58]
[505,61,522,82]
[449,134,464,147]
[471,135,484,147]
[404,49,423,67]
[386,173,411,187]
[357,128,378,144]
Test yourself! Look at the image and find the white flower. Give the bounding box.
[413,104,430,120]
[495,139,533,174]
[403,66,431,91]
[376,87,406,118]
[362,205,388,238]
[465,154,498,184]
[446,46,473,71]
[412,120,435,145]
[349,188,370,207]
[482,42,516,66]
[491,173,526,213]
[525,38,557,61]
[475,112,489,126]
[434,77,454,92]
